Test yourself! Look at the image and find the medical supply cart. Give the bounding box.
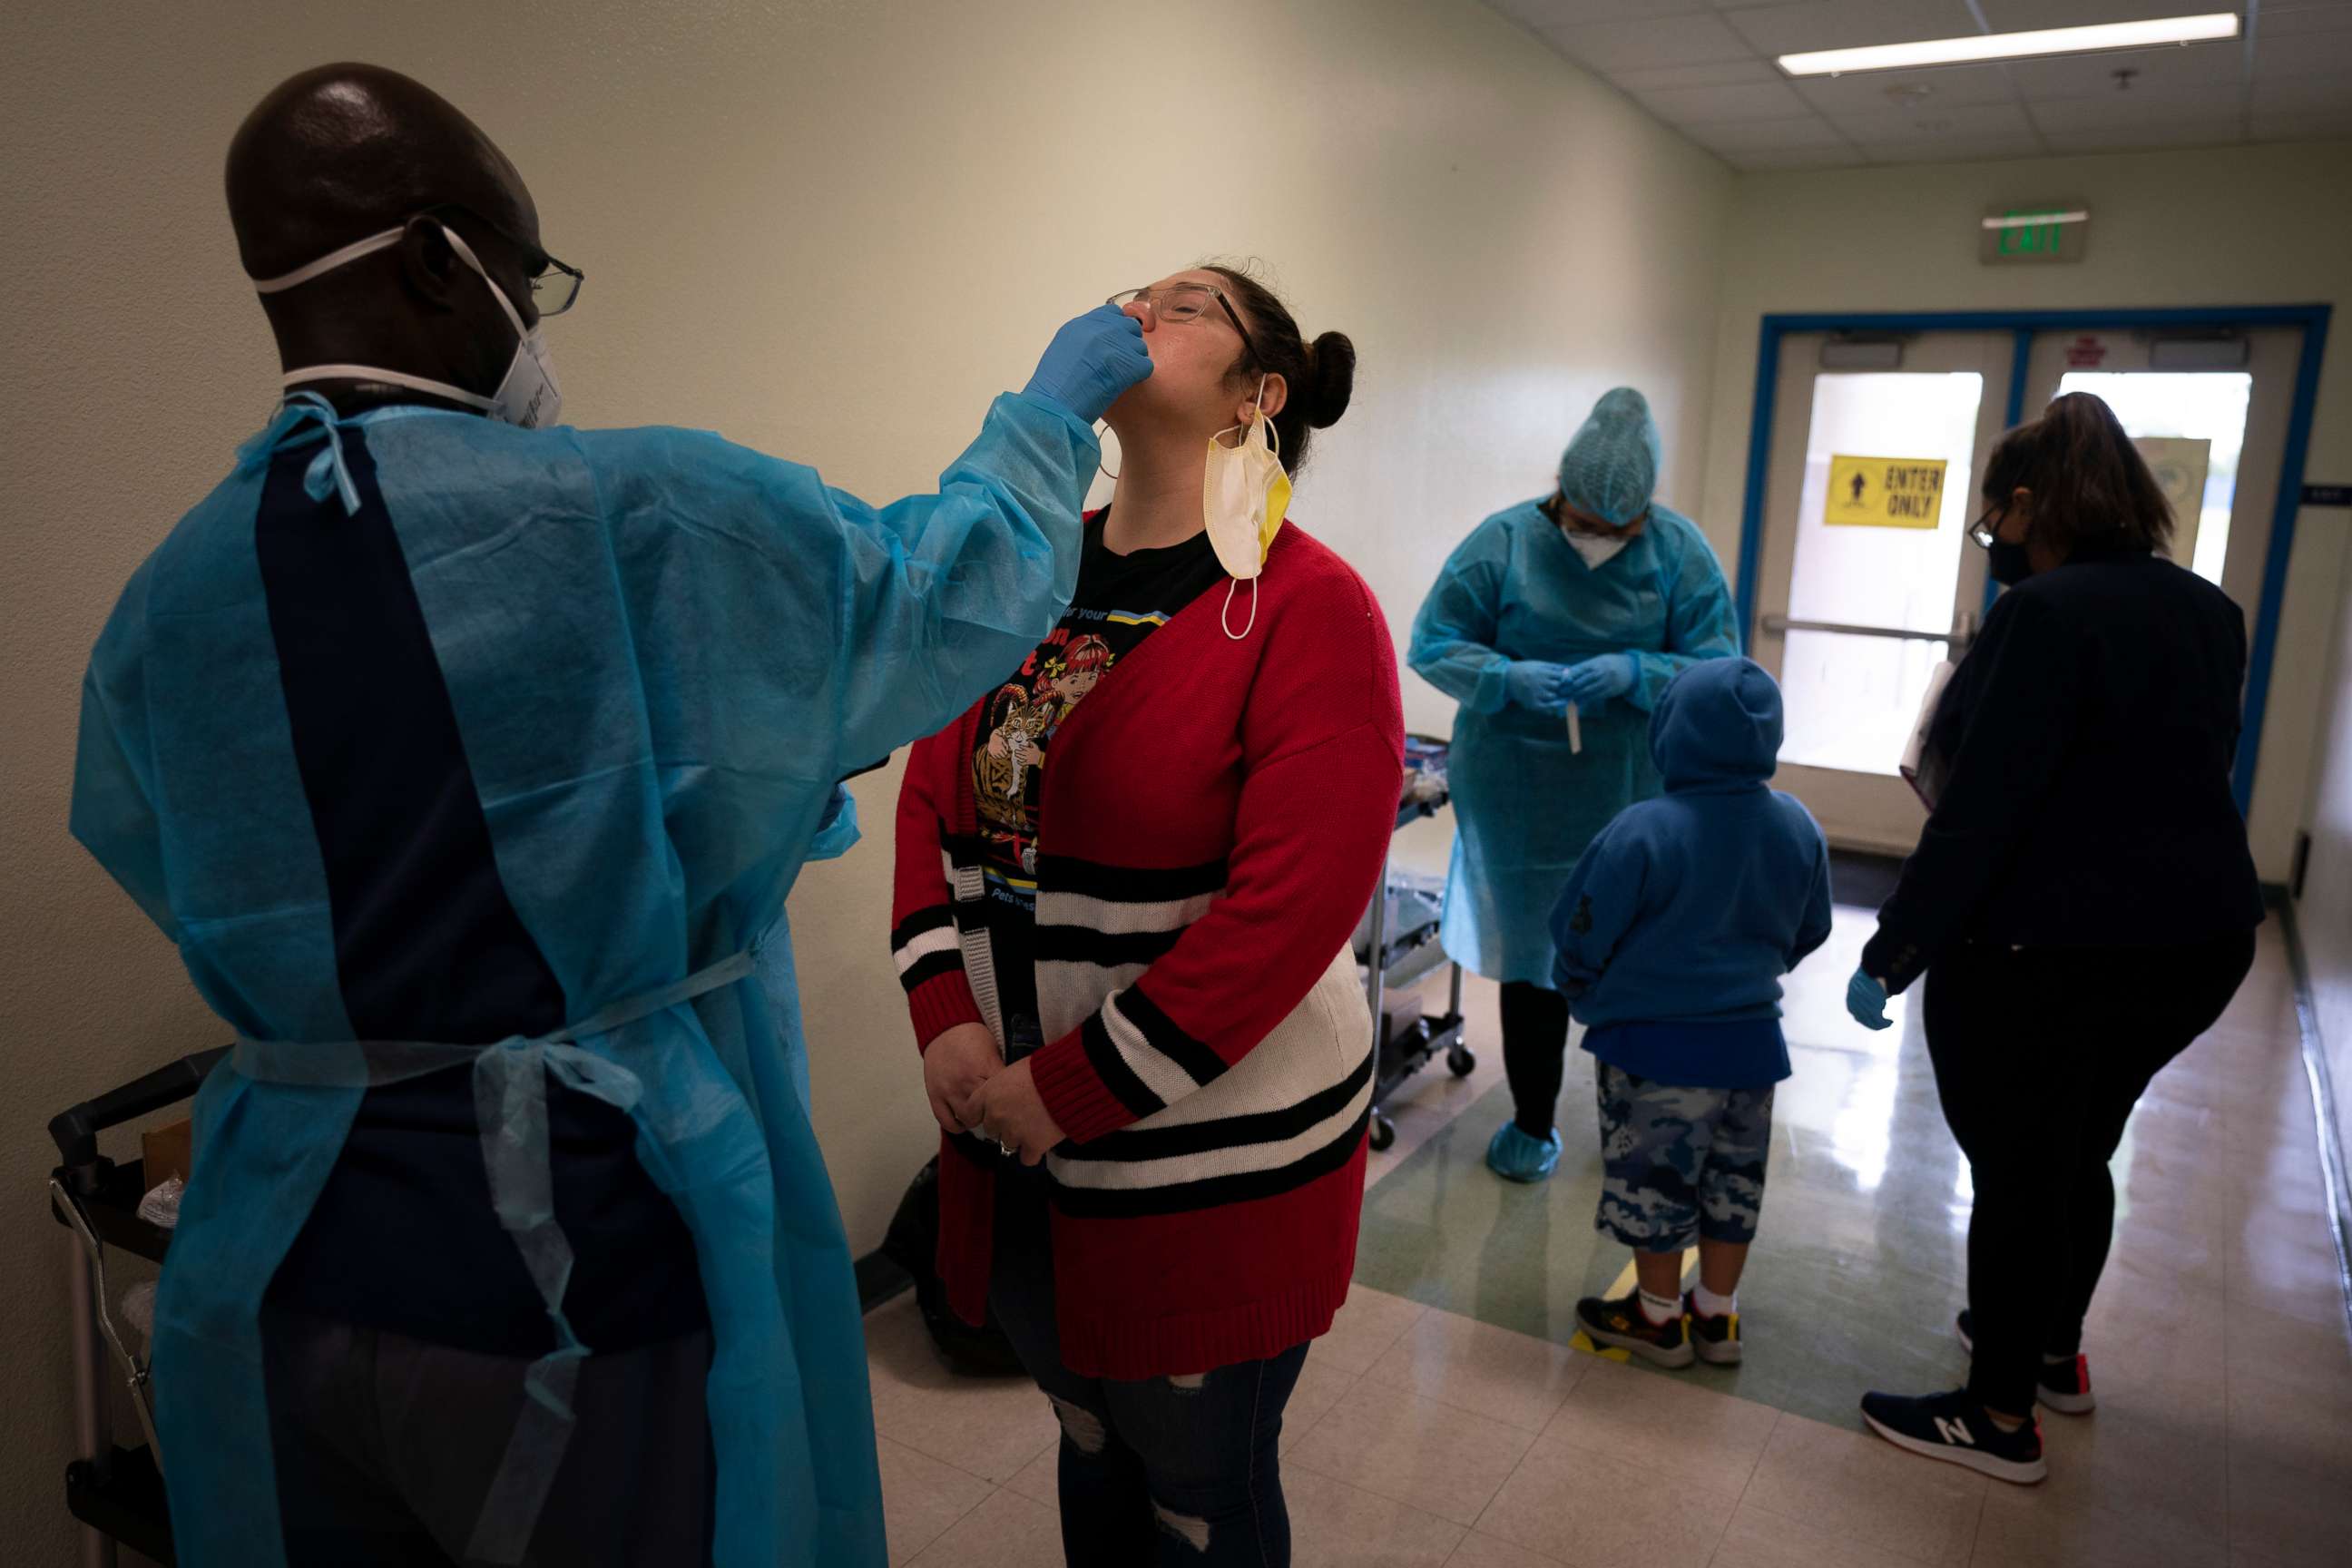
[49,1045,225,1567]
[1356,736,1473,1152]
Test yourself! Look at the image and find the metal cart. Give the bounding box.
[1357,737,1473,1152]
[49,1045,226,1568]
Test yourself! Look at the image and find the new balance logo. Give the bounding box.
[1933,1416,1975,1447]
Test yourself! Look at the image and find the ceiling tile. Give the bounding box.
[1721,148,1864,172]
[1612,58,1785,91]
[2262,5,2352,39]
[1632,79,1817,123]
[1484,0,1712,26]
[2004,39,2244,99]
[1540,10,1758,69]
[2249,110,2352,142]
[1721,0,1984,57]
[2047,119,2249,153]
[1684,113,1855,152]
[2028,83,2244,130]
[1793,63,2021,115]
[1973,0,2213,27]
[2250,74,2352,114]
[2254,24,2352,78]
[1819,100,2040,145]
[1863,134,2051,163]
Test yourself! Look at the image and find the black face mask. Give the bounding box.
[1988,537,2034,586]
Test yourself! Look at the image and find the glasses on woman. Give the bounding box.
[1108,283,1259,368]
[1968,502,2005,550]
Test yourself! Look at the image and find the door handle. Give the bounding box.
[1760,614,1965,644]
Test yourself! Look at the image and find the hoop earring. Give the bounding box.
[1095,421,1119,481]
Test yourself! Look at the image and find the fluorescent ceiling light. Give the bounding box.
[1779,13,2239,76]
[1982,211,2090,230]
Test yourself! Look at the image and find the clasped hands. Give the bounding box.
[923,1021,1066,1166]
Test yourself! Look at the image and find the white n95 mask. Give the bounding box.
[1203,377,1292,639]
[1563,530,1630,570]
[253,222,562,429]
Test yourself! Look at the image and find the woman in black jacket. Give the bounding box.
[1844,392,2261,1483]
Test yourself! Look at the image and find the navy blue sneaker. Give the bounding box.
[1957,1310,2095,1414]
[1860,1388,2046,1484]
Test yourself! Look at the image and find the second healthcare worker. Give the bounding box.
[1410,387,1739,1182]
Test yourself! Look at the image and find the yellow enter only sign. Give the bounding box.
[1825,455,1949,529]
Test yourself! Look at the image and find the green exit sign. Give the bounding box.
[1981,204,2091,265]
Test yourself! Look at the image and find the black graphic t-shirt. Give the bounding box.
[969,511,1225,1054]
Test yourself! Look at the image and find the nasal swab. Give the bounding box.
[1566,703,1583,754]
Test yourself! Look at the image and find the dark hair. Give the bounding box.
[1200,261,1356,473]
[1982,391,2172,560]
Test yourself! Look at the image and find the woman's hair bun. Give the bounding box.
[1303,331,1356,429]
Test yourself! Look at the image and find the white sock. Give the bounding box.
[1693,1282,1737,1318]
[1637,1288,1681,1326]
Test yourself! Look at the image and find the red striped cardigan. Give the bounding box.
[889,522,1405,1379]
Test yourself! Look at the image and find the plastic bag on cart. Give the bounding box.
[121,1279,158,1345]
[136,1173,184,1229]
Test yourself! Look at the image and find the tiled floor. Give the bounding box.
[864,909,2352,1566]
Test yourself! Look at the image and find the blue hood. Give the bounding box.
[1650,657,1782,790]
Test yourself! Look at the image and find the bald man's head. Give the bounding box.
[226,63,538,280]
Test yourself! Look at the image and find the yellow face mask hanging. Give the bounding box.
[1203,376,1292,639]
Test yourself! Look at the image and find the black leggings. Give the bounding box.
[1499,982,1573,1138]
[1922,927,2255,1415]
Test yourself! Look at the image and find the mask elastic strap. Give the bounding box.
[250,228,405,293]
[1220,576,1259,642]
[281,364,497,413]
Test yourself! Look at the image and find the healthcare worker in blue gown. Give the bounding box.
[67,64,1151,1568]
[1409,388,1738,1182]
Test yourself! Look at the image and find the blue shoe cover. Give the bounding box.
[1486,1122,1562,1182]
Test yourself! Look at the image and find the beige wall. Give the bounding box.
[0,1,1730,1555]
[1697,142,2352,885]
[2301,524,2352,1166]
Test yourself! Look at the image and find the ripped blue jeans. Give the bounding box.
[988,1163,1308,1567]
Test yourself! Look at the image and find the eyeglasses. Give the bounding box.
[1968,502,2005,550]
[426,203,584,317]
[1108,283,1259,368]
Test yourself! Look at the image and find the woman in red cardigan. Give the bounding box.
[889,266,1403,1565]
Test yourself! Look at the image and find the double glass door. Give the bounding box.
[1749,325,2300,855]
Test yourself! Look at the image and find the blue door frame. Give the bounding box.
[1734,305,2333,812]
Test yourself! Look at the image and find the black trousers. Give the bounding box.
[263,1306,714,1567]
[1921,927,2255,1415]
[1500,981,1573,1137]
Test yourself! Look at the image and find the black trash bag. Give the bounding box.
[878,1156,1026,1377]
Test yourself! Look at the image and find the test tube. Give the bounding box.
[1566,703,1583,754]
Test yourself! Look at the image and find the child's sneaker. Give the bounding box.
[1485,1122,1563,1183]
[1683,1289,1740,1365]
[1575,1290,1694,1367]
[1859,1388,2046,1484]
[1956,1310,2095,1414]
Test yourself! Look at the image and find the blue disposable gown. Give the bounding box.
[69,391,1099,1568]
[1409,500,1738,986]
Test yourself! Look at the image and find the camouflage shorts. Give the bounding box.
[1593,1064,1774,1250]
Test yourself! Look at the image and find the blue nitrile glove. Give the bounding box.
[1562,652,1638,709]
[1847,968,1892,1031]
[1503,661,1574,717]
[1022,304,1153,424]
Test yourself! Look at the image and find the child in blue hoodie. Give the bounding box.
[1550,657,1830,1368]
